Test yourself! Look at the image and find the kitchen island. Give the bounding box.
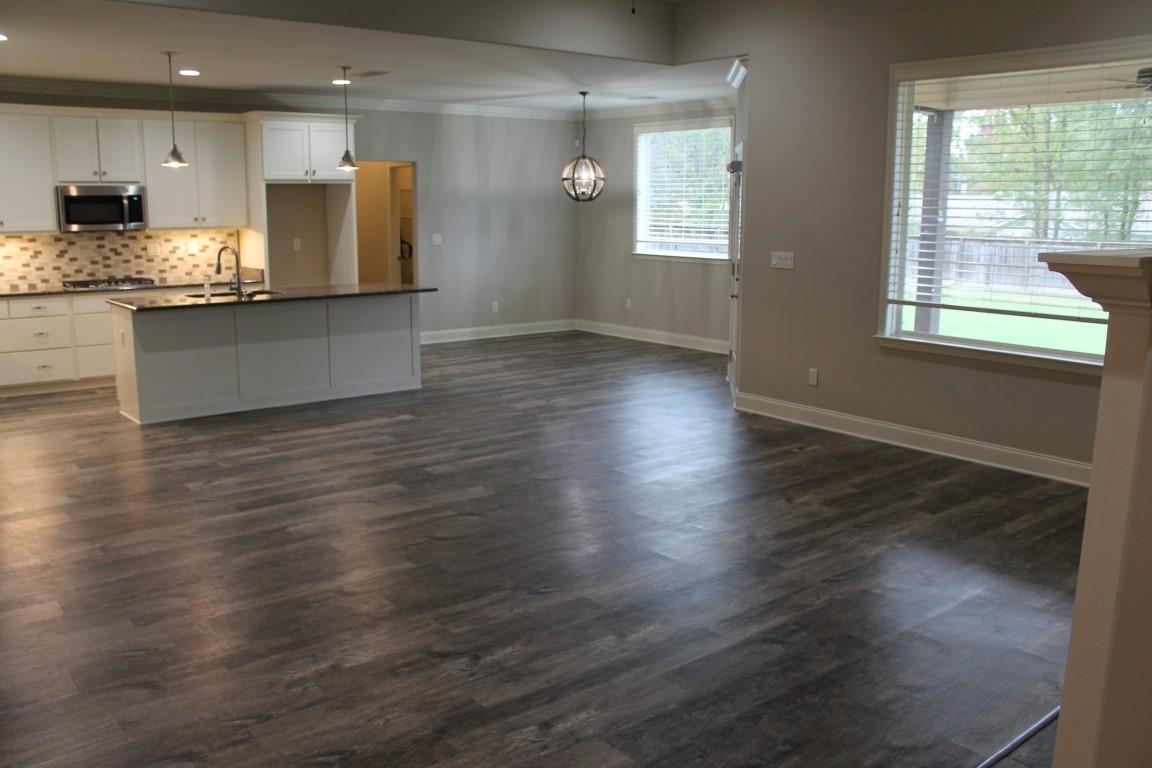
[107,283,437,424]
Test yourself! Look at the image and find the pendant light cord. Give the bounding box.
[580,91,588,155]
[342,66,351,149]
[166,51,177,146]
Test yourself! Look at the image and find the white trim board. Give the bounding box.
[573,320,728,354]
[421,320,577,344]
[734,391,1091,486]
[419,318,729,354]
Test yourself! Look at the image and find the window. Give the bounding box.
[883,60,1152,362]
[635,119,733,259]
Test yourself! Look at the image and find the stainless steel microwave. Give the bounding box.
[57,185,147,233]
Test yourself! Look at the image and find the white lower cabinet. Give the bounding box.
[78,345,115,378]
[0,348,76,386]
[0,315,72,352]
[0,292,118,389]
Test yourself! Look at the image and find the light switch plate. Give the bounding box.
[431,234,443,245]
[770,251,795,269]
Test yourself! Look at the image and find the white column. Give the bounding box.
[1040,249,1152,768]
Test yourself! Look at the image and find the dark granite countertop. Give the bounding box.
[107,283,438,312]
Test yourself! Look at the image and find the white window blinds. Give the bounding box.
[635,119,732,259]
[884,61,1152,360]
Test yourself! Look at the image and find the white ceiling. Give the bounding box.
[0,0,735,114]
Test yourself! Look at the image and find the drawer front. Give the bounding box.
[0,316,73,352]
[77,344,114,379]
[73,313,112,347]
[0,348,76,386]
[71,295,114,314]
[9,297,70,318]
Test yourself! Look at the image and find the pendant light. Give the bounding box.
[562,91,605,202]
[161,52,188,168]
[337,66,358,171]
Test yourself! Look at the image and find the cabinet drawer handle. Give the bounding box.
[92,170,99,177]
[33,331,49,337]
[36,364,52,370]
[32,305,47,310]
[311,169,317,177]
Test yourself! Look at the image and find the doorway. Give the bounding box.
[355,160,418,285]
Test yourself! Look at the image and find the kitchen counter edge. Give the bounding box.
[107,284,439,312]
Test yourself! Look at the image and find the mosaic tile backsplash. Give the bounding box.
[0,229,242,293]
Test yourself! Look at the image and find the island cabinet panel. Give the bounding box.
[109,291,431,424]
[117,306,239,423]
[237,302,330,399]
[329,295,417,389]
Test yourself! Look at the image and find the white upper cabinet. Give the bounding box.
[194,122,247,227]
[308,123,353,182]
[143,120,198,228]
[53,117,143,183]
[262,120,355,183]
[143,120,247,229]
[262,122,310,181]
[0,114,57,233]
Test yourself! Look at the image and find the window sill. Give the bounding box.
[633,252,730,265]
[875,335,1103,377]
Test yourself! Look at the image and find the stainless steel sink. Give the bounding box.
[184,289,285,300]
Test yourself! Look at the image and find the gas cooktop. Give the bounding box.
[62,277,157,292]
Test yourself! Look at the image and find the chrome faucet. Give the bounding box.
[215,246,247,300]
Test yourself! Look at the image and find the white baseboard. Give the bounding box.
[734,391,1091,486]
[421,320,577,344]
[573,320,728,354]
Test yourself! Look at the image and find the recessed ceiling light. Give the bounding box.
[178,68,201,77]
[0,33,8,42]
[332,77,351,86]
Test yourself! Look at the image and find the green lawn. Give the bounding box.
[898,283,1106,357]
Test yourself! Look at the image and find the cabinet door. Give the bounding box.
[53,117,102,183]
[195,122,248,227]
[96,119,144,182]
[143,120,199,228]
[78,345,115,378]
[0,115,57,232]
[309,123,355,182]
[262,122,310,181]
[0,349,76,386]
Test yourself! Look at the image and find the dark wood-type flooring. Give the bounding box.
[0,332,1085,767]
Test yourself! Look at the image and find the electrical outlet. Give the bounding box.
[771,251,796,270]
[431,234,443,245]
[146,242,162,258]
[492,301,499,313]
[293,237,302,252]
[808,368,819,386]
[625,298,632,310]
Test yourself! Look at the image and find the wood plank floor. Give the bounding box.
[0,332,1084,768]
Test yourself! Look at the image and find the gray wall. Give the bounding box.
[355,109,577,333]
[670,0,1152,463]
[577,109,733,342]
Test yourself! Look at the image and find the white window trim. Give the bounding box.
[634,116,734,261]
[632,252,730,265]
[876,35,1152,367]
